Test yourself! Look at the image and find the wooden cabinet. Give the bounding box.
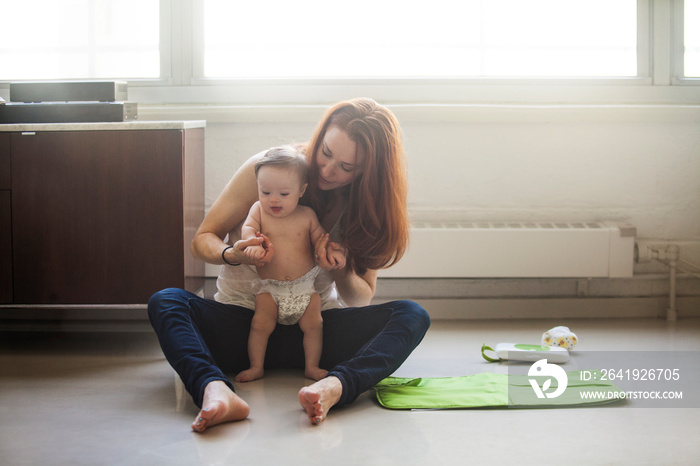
[0,133,11,302]
[0,123,205,306]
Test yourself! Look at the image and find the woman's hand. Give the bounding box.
[227,232,274,267]
[314,233,346,271]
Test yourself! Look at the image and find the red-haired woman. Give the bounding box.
[148,98,430,431]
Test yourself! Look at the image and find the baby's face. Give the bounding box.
[256,166,306,218]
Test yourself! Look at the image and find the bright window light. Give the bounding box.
[0,0,160,80]
[685,0,700,77]
[203,0,638,78]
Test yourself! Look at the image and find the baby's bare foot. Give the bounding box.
[298,376,342,425]
[192,380,250,433]
[234,367,264,383]
[305,367,329,381]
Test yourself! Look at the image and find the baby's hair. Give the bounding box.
[255,145,309,184]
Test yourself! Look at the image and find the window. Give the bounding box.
[201,0,638,78]
[0,0,160,80]
[0,0,698,104]
[685,0,700,77]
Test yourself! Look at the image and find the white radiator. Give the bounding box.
[379,221,636,278]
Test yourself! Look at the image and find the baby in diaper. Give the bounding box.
[235,146,346,383]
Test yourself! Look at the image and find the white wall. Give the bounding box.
[394,106,700,240]
[140,103,700,286]
[144,104,699,234]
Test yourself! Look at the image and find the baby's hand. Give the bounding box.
[244,244,267,261]
[314,234,347,271]
[326,244,347,269]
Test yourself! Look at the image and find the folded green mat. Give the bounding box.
[375,370,625,409]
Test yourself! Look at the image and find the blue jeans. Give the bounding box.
[147,288,431,408]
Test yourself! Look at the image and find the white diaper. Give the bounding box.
[251,267,321,325]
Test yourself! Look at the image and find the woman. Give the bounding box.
[148,98,431,431]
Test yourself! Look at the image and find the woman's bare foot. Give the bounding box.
[298,376,342,425]
[234,367,264,383]
[305,367,329,381]
[192,380,250,433]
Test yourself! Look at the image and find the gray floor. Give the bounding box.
[1,317,699,466]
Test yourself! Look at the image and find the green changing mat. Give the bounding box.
[375,370,625,409]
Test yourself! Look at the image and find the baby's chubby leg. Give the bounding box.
[235,293,277,383]
[298,293,327,381]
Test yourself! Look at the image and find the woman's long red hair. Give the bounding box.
[303,98,409,275]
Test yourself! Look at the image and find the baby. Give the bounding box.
[235,146,345,383]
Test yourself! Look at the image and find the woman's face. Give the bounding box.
[315,126,363,191]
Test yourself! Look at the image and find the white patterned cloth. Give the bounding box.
[542,326,578,350]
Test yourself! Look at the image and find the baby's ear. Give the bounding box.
[299,183,308,197]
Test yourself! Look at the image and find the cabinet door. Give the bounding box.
[11,130,186,304]
[0,191,11,303]
[0,133,10,303]
[0,132,9,188]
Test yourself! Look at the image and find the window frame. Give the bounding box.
[1,0,698,105]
